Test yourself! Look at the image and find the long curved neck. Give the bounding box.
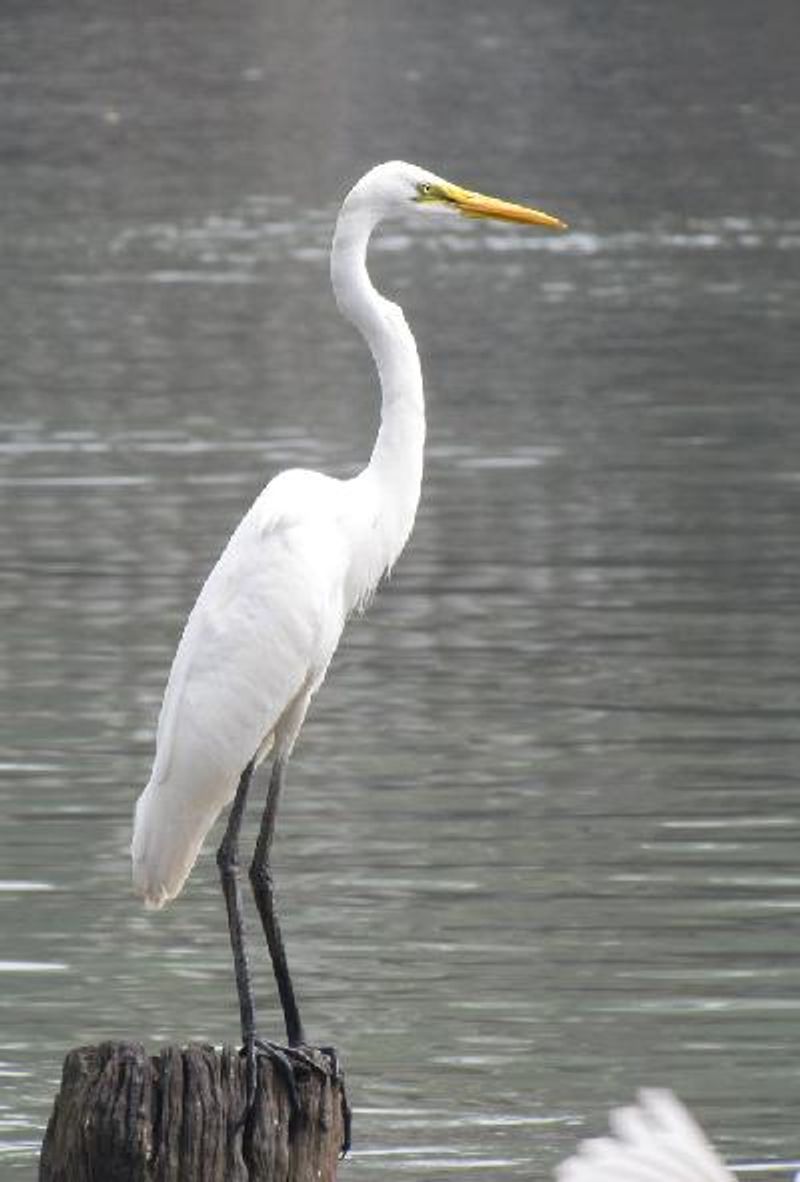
[331,201,426,566]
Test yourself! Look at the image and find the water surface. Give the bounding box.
[1,1,799,1177]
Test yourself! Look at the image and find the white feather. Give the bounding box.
[130,161,562,913]
[555,1091,735,1182]
[132,163,432,908]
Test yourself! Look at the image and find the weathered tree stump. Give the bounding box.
[39,1042,348,1182]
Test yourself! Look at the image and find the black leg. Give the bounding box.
[217,758,298,1120]
[249,757,306,1048]
[246,756,352,1155]
[216,758,258,1049]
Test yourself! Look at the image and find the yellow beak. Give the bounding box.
[441,181,567,230]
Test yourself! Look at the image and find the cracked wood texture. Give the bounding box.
[39,1042,346,1182]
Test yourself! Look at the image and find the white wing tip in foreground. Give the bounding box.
[556,1089,736,1182]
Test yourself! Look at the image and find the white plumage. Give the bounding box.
[130,163,564,1064]
[132,444,426,905]
[132,161,563,914]
[556,1090,735,1182]
[133,474,344,904]
[131,168,428,908]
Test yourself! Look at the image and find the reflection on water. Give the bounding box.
[2,0,799,1178]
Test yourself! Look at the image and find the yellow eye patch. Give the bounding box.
[414,182,452,205]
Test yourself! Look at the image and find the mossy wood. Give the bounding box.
[39,1041,346,1182]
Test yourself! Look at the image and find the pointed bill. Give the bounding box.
[441,182,567,229]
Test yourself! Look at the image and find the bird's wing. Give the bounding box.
[151,469,347,797]
[555,1091,735,1182]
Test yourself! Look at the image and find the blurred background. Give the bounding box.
[1,0,799,1177]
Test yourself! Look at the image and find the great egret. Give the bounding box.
[131,161,565,1111]
[557,1090,736,1182]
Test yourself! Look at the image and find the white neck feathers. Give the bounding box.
[331,200,426,582]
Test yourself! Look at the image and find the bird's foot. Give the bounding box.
[318,1043,343,1082]
[317,1043,352,1157]
[238,1038,350,1155]
[239,1037,301,1132]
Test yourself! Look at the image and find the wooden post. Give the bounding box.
[39,1042,348,1182]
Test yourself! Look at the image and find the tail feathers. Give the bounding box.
[131,780,222,909]
[555,1090,734,1182]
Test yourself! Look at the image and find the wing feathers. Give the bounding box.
[132,469,348,907]
[556,1091,734,1182]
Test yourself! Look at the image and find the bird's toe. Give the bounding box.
[239,1037,301,1132]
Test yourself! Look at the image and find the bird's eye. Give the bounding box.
[416,182,436,200]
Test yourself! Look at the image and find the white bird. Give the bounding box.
[131,161,565,1107]
[557,1090,736,1182]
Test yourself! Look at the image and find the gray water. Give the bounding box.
[1,1,799,1177]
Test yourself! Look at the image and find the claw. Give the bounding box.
[317,1044,351,1156]
[238,1038,301,1132]
[237,1038,350,1156]
[244,1038,258,1116]
[283,1044,328,1079]
[318,1044,341,1082]
[339,1085,352,1157]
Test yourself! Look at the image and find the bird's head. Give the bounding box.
[343,160,566,231]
